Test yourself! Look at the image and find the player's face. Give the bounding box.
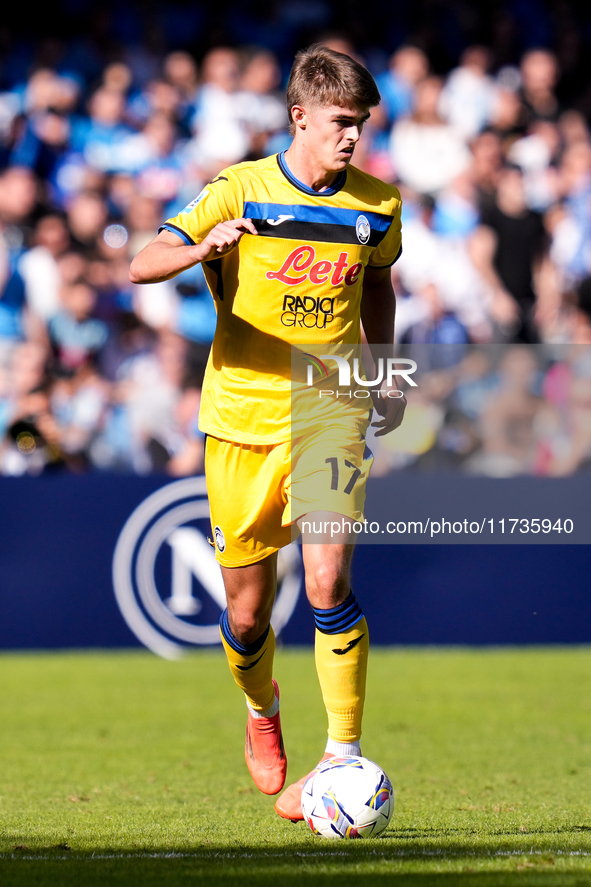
[300,103,370,172]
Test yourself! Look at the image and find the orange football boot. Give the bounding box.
[244,680,287,795]
[274,752,335,821]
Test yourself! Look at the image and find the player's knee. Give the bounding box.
[305,561,350,609]
[228,611,270,646]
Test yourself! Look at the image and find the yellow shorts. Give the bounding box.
[205,417,373,567]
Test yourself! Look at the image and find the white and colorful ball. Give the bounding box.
[301,755,394,839]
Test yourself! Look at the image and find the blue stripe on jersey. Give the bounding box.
[243,202,392,232]
[159,223,194,245]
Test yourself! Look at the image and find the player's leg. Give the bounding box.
[206,436,293,795]
[219,554,287,795]
[276,411,373,819]
[275,527,369,820]
[303,535,368,757]
[220,554,278,715]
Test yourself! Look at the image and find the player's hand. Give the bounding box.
[197,218,257,261]
[370,387,407,437]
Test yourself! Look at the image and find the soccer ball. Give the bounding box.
[301,755,394,839]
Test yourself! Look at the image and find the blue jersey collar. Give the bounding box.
[277,151,347,197]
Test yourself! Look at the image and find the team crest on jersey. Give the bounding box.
[182,189,210,213]
[356,215,371,244]
[214,525,226,553]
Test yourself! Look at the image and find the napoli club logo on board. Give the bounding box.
[112,477,301,659]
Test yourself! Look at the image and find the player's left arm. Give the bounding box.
[360,265,406,437]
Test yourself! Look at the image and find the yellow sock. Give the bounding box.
[219,611,276,712]
[314,613,369,744]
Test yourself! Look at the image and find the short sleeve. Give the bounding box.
[367,196,402,268]
[159,169,243,245]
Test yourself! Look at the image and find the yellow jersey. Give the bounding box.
[161,151,402,444]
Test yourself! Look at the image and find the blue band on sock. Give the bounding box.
[219,609,270,655]
[312,592,364,635]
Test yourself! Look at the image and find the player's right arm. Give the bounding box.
[129,218,257,284]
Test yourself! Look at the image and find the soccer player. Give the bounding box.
[129,44,405,822]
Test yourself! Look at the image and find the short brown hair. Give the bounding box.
[286,44,381,131]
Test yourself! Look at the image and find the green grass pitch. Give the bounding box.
[1,647,591,886]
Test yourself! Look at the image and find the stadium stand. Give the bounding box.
[1,0,591,476]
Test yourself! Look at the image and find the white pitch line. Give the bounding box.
[2,848,591,862]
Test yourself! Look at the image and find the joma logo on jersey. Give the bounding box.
[267,245,362,287]
[281,294,335,328]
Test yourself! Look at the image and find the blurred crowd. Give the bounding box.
[2,0,591,476]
